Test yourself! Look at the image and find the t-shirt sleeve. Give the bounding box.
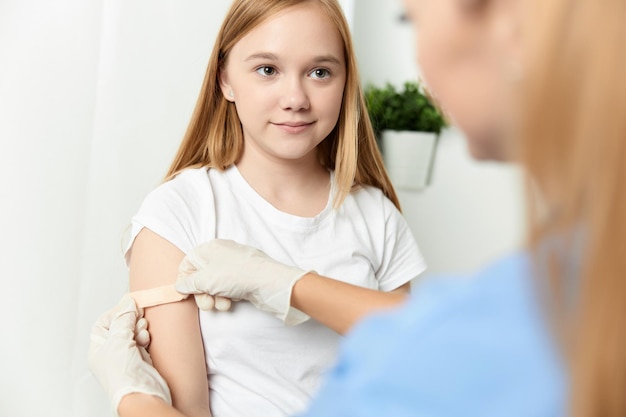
[375,198,427,291]
[124,169,215,265]
[299,255,565,417]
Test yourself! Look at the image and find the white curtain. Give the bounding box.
[0,1,353,416]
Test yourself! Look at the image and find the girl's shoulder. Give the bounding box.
[346,183,399,215]
[126,167,217,259]
[140,166,224,212]
[156,166,213,196]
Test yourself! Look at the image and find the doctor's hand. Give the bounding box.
[88,295,172,416]
[176,239,312,326]
[177,249,234,313]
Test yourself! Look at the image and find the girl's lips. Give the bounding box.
[272,121,315,134]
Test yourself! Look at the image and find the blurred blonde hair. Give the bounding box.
[520,0,626,416]
[166,0,399,210]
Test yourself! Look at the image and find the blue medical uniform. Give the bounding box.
[302,253,566,417]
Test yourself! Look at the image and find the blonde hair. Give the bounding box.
[520,0,626,416]
[166,0,400,210]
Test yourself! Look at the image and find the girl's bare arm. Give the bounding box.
[129,228,211,417]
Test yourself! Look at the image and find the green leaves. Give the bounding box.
[365,81,447,135]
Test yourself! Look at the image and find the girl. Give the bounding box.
[123,1,425,416]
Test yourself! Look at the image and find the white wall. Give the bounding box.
[0,1,103,415]
[353,0,525,274]
[0,1,230,416]
[397,130,525,275]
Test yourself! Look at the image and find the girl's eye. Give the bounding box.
[256,66,276,76]
[311,68,331,80]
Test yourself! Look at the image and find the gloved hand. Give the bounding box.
[88,295,171,416]
[178,253,233,312]
[176,239,311,326]
[135,317,150,349]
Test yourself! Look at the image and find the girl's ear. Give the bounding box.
[219,69,235,102]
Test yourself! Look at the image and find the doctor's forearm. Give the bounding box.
[118,393,213,417]
[290,273,409,335]
[119,394,187,417]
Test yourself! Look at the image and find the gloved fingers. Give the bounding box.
[91,314,113,347]
[175,270,211,295]
[117,293,141,316]
[92,309,114,340]
[180,240,217,272]
[95,294,131,331]
[134,313,151,348]
[108,295,141,338]
[92,295,139,342]
[176,242,245,295]
[214,296,232,311]
[135,317,150,348]
[135,317,148,333]
[180,239,250,271]
[177,239,253,294]
[176,247,216,295]
[138,346,153,365]
[193,293,215,311]
[192,294,233,311]
[135,329,150,348]
[178,255,198,277]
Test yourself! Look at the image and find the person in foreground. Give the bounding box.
[90,0,626,417]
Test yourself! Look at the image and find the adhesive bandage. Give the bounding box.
[130,285,189,308]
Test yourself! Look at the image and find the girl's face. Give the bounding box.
[404,0,518,160]
[221,3,346,165]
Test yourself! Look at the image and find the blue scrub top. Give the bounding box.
[301,253,566,417]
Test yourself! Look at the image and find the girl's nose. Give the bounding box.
[279,77,310,111]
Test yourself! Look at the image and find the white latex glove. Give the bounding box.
[88,295,172,416]
[176,239,311,326]
[178,252,233,312]
[135,317,150,349]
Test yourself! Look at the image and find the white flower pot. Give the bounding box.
[381,130,439,191]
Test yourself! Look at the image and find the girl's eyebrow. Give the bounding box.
[245,52,279,62]
[245,52,342,66]
[312,55,342,66]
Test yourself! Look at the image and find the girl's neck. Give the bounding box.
[235,148,331,217]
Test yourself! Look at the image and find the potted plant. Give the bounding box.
[365,81,447,190]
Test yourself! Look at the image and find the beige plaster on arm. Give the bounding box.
[131,285,189,309]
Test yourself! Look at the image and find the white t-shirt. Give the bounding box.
[126,166,426,417]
